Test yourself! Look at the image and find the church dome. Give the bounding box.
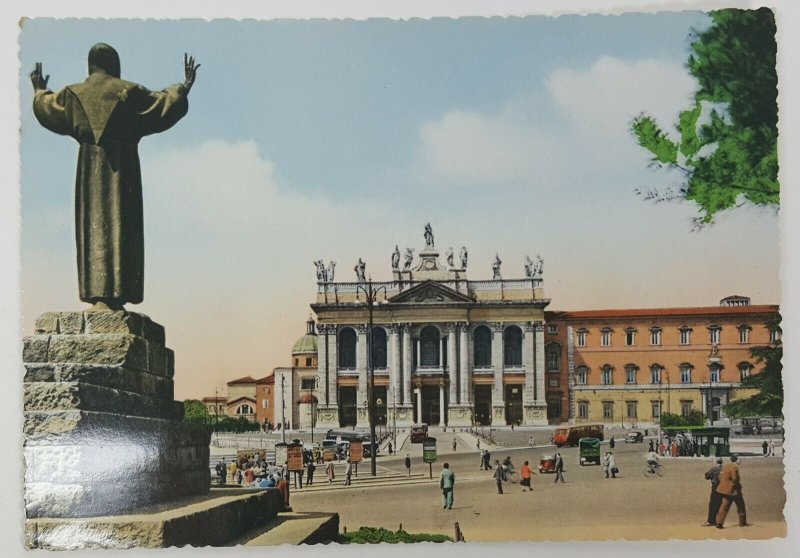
[292,317,318,355]
[297,393,318,405]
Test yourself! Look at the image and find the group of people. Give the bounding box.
[703,455,748,528]
[214,456,293,509]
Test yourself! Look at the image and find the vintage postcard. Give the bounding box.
[4,1,796,555]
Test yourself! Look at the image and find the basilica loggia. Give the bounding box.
[309,230,549,429]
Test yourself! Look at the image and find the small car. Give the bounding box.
[538,455,556,473]
[625,431,644,443]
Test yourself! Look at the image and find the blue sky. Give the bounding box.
[17,14,781,400]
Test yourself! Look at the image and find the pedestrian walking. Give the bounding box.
[483,449,491,471]
[276,475,291,510]
[554,453,565,483]
[702,457,723,526]
[609,436,615,449]
[762,440,768,458]
[325,460,335,484]
[477,439,481,450]
[297,467,304,489]
[520,460,533,492]
[388,442,393,455]
[440,463,455,509]
[608,452,617,478]
[648,440,655,453]
[307,461,316,485]
[716,455,748,528]
[768,439,775,457]
[215,459,226,485]
[344,460,353,486]
[493,460,505,494]
[405,453,412,477]
[602,451,610,478]
[452,438,458,452]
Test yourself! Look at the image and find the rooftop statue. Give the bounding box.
[403,247,415,271]
[459,246,468,269]
[327,260,336,282]
[446,247,454,268]
[492,253,502,280]
[314,259,327,282]
[524,255,534,278]
[31,45,199,310]
[424,222,434,248]
[391,245,400,270]
[354,258,366,282]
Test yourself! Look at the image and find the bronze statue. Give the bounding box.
[31,44,200,310]
[424,223,434,247]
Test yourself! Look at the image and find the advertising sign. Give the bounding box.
[349,439,364,463]
[274,443,288,466]
[287,444,304,472]
[423,437,437,464]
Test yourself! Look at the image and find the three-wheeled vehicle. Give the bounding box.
[579,437,601,466]
[538,455,556,473]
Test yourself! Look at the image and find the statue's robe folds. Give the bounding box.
[33,73,188,304]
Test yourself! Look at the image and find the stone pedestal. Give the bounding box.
[523,403,549,426]
[447,405,473,427]
[492,406,506,425]
[315,405,340,429]
[23,311,211,519]
[390,405,415,427]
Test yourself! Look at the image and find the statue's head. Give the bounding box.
[88,43,121,78]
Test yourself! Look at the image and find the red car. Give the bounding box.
[538,455,556,473]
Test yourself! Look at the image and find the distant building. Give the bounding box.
[200,374,273,424]
[201,396,226,418]
[545,296,780,425]
[255,374,275,428]
[273,318,320,430]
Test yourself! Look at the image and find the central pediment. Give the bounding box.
[389,281,474,304]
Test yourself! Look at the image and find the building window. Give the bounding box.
[650,327,662,346]
[578,401,589,419]
[473,325,492,367]
[547,324,558,335]
[338,327,357,368]
[708,325,721,345]
[681,400,693,416]
[601,365,612,385]
[236,404,254,415]
[770,328,781,343]
[600,328,612,347]
[680,364,692,384]
[709,364,721,383]
[504,326,523,367]
[371,326,388,368]
[602,401,613,419]
[548,377,559,387]
[576,329,587,347]
[626,401,638,418]
[650,364,662,384]
[679,326,691,345]
[420,326,441,367]
[262,399,269,409]
[301,378,316,390]
[305,357,313,367]
[625,328,636,346]
[651,401,661,420]
[625,364,637,385]
[547,344,561,371]
[738,362,752,381]
[576,366,588,385]
[738,325,751,344]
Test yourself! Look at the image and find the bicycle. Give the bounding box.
[503,466,520,484]
[644,462,664,477]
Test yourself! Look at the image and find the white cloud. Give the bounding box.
[546,56,697,140]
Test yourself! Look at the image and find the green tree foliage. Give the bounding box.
[659,411,705,428]
[183,399,212,423]
[631,8,778,226]
[339,527,451,544]
[724,343,783,418]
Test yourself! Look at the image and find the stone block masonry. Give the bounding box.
[23,311,211,520]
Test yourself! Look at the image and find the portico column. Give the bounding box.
[316,324,329,405]
[327,326,338,406]
[356,324,368,426]
[402,324,413,405]
[416,388,422,424]
[491,322,505,423]
[439,384,445,426]
[459,325,470,403]
[535,322,546,404]
[447,323,458,406]
[389,324,400,408]
[522,322,535,405]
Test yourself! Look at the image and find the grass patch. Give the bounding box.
[339,527,452,544]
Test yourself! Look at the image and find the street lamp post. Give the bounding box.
[281,375,287,444]
[356,277,387,477]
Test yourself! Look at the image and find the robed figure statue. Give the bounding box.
[30,44,200,310]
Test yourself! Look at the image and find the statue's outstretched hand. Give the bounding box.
[183,53,200,92]
[30,62,49,92]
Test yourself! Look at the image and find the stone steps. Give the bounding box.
[238,512,340,546]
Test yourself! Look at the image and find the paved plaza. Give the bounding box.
[287,432,785,542]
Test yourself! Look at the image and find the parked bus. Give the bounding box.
[410,424,429,444]
[553,424,604,447]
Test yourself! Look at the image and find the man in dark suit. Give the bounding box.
[554,453,565,483]
[702,457,723,526]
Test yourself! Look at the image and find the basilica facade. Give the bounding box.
[310,229,550,429]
